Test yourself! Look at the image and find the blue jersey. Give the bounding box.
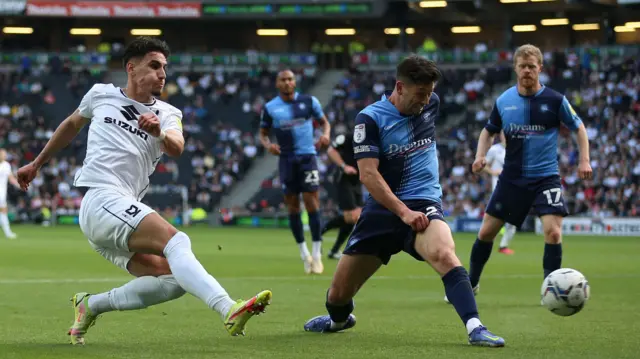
[353,91,442,203]
[485,86,582,180]
[260,93,325,156]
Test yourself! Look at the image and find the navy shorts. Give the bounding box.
[278,154,319,195]
[344,199,446,265]
[486,175,569,228]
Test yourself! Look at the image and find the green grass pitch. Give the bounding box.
[0,225,638,359]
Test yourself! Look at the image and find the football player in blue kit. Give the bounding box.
[303,55,505,347]
[466,44,593,297]
[259,70,331,274]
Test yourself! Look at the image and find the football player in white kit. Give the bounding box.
[484,132,516,255]
[0,149,19,239]
[16,37,272,345]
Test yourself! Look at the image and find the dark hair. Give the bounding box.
[122,36,171,69]
[396,54,441,85]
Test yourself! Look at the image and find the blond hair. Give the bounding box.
[514,44,543,66]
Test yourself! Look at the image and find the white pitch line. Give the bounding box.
[0,273,637,285]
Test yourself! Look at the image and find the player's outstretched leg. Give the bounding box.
[304,254,381,333]
[130,213,272,336]
[498,223,516,255]
[416,220,504,347]
[303,191,324,274]
[68,271,185,345]
[541,215,563,279]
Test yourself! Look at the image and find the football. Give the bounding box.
[541,268,590,317]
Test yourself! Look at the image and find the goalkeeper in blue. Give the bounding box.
[466,44,593,297]
[303,55,505,347]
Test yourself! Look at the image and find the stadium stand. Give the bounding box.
[245,47,640,223]
[0,54,316,223]
[0,46,638,226]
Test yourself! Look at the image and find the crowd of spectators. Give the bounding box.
[1,46,638,226]
[0,59,316,223]
[249,49,640,221]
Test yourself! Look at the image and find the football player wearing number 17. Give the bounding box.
[464,44,593,300]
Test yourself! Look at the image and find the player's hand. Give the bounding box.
[578,159,593,180]
[343,165,358,175]
[400,209,430,233]
[268,143,281,156]
[138,112,162,137]
[315,135,330,150]
[472,157,487,174]
[16,162,39,191]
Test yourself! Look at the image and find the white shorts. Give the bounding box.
[79,187,155,271]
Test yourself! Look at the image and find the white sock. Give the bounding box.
[0,213,12,236]
[330,320,346,330]
[88,275,186,315]
[465,317,483,335]
[298,242,311,260]
[163,232,236,319]
[499,223,516,248]
[312,241,322,259]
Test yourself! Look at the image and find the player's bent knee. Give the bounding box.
[478,216,503,241]
[302,192,320,212]
[544,227,562,244]
[128,253,172,277]
[128,212,179,255]
[425,246,460,271]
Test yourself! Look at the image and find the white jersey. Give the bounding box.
[485,143,506,190]
[0,161,11,193]
[73,83,183,200]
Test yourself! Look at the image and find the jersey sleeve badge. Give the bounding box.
[354,124,366,144]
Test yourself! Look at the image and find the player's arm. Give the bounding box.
[327,147,345,168]
[160,129,184,158]
[559,97,593,180]
[327,134,357,174]
[258,107,280,155]
[34,109,89,169]
[311,96,331,148]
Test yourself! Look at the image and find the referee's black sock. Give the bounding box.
[330,223,354,254]
[321,214,345,235]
